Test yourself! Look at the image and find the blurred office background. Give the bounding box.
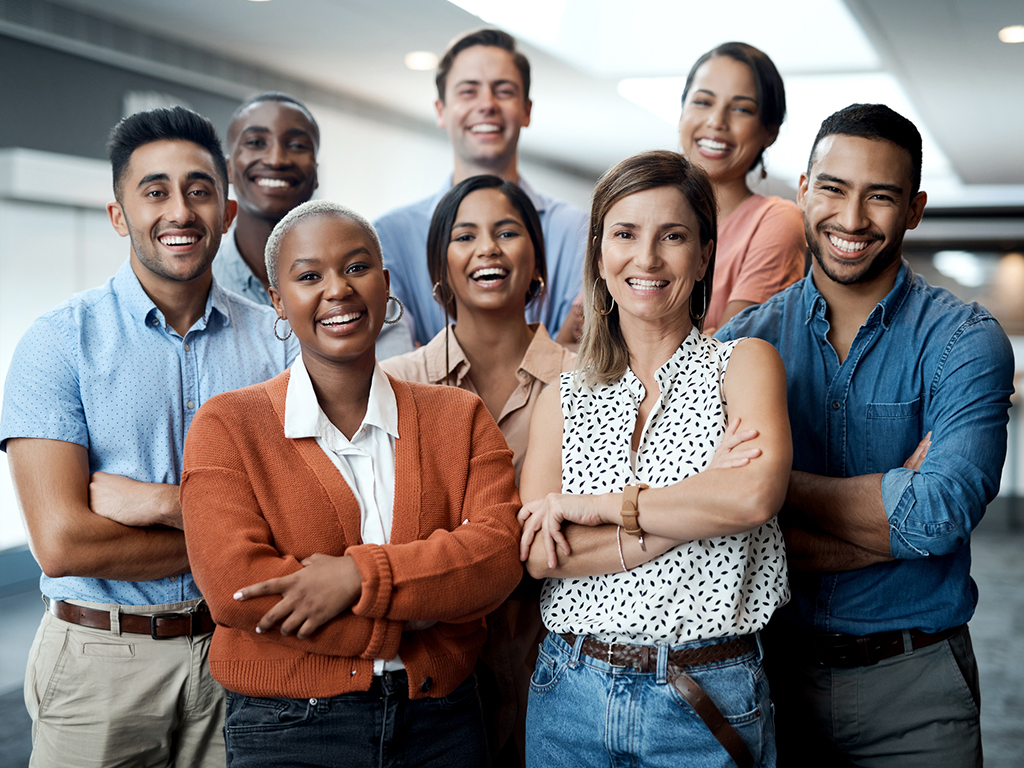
[0,0,1022,764]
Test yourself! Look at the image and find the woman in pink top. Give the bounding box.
[678,42,806,331]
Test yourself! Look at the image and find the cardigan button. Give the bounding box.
[420,677,433,693]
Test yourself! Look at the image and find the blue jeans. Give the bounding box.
[526,633,775,768]
[224,672,489,767]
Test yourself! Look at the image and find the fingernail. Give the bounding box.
[233,591,243,600]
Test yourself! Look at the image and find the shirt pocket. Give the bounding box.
[865,398,922,474]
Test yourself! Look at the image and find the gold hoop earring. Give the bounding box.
[384,294,405,325]
[273,316,292,341]
[593,280,615,317]
[529,275,546,300]
[432,280,452,306]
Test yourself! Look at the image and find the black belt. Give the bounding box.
[48,598,215,639]
[812,624,964,668]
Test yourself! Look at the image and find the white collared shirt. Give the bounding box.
[284,354,403,672]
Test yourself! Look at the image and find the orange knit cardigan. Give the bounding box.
[181,369,523,700]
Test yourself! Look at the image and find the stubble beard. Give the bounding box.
[806,221,904,286]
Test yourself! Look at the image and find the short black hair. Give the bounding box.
[808,103,923,196]
[107,106,228,200]
[435,28,531,103]
[229,92,320,146]
[681,42,787,174]
[427,175,546,321]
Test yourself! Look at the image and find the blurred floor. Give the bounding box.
[1,519,1023,767]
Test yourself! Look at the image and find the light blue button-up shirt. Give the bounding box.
[213,226,416,360]
[374,176,588,345]
[0,260,300,606]
[717,261,1015,634]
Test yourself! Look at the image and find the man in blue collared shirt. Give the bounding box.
[213,92,414,357]
[374,28,587,347]
[1,107,298,767]
[718,104,1013,766]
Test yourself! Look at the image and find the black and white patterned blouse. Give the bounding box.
[541,328,789,644]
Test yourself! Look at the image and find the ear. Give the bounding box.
[905,190,928,230]
[225,154,234,183]
[107,201,129,238]
[312,163,319,192]
[763,125,780,149]
[522,98,533,129]
[268,285,285,319]
[383,267,391,295]
[223,199,238,233]
[594,237,605,281]
[697,239,714,280]
[796,172,810,211]
[434,99,447,129]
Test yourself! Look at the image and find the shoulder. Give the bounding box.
[905,275,1012,363]
[195,371,286,430]
[379,345,432,383]
[739,196,804,241]
[373,196,434,233]
[390,376,482,413]
[715,278,806,342]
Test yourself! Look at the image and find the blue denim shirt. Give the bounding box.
[717,261,1014,634]
[0,260,300,606]
[374,176,587,345]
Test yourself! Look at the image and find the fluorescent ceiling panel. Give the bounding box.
[447,0,879,76]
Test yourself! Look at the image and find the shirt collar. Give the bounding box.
[801,259,913,330]
[433,174,548,215]
[421,322,565,386]
[284,354,399,442]
[422,325,471,385]
[518,323,565,384]
[114,258,226,329]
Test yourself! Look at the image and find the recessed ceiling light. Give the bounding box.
[405,51,439,71]
[998,25,1024,43]
[246,0,273,3]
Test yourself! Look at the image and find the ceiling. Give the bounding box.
[45,0,1024,207]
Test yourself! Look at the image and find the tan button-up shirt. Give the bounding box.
[381,323,575,484]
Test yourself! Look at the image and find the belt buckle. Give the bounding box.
[150,612,185,640]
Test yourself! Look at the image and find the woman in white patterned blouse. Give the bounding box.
[517,150,791,768]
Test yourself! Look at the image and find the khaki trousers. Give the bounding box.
[24,599,226,768]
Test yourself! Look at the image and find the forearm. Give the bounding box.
[524,522,678,579]
[783,525,894,572]
[787,471,891,555]
[37,519,190,581]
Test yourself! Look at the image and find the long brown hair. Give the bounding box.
[577,150,717,387]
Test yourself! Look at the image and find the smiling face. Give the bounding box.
[446,187,538,320]
[598,185,713,336]
[107,139,235,288]
[269,215,389,369]
[435,45,532,176]
[228,100,319,223]
[678,56,775,185]
[799,134,927,288]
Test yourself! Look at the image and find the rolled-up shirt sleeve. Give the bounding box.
[883,317,1014,559]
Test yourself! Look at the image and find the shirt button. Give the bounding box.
[420,677,433,693]
[151,317,159,326]
[832,401,841,410]
[187,400,195,410]
[184,343,190,352]
[350,669,357,676]
[169,575,177,582]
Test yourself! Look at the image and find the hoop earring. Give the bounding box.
[760,153,768,180]
[593,280,615,317]
[384,294,405,325]
[432,280,452,306]
[529,275,546,300]
[273,316,292,341]
[690,279,707,322]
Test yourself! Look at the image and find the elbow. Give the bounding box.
[32,534,87,579]
[736,479,786,530]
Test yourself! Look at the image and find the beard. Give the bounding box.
[805,220,904,286]
[124,212,217,284]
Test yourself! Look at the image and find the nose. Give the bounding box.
[634,235,662,270]
[836,196,871,233]
[705,102,728,130]
[265,139,288,168]
[167,189,195,226]
[323,270,354,300]
[475,230,500,257]
[476,86,498,113]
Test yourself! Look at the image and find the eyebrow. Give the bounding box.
[694,88,757,104]
[240,126,313,139]
[287,247,373,271]
[815,173,904,195]
[137,171,216,188]
[608,221,693,231]
[453,78,520,91]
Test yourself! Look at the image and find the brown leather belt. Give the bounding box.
[561,633,755,768]
[48,599,215,639]
[813,624,963,668]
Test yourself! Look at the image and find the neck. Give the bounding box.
[451,309,534,371]
[300,349,376,440]
[232,208,276,290]
[619,315,692,384]
[714,176,755,219]
[451,154,520,186]
[812,258,902,330]
[129,254,211,337]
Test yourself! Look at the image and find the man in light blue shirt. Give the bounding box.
[374,28,587,346]
[1,107,298,767]
[718,104,1014,766]
[214,91,413,357]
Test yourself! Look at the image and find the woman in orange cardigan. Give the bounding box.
[180,200,523,768]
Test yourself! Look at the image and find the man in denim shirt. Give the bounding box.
[1,108,298,766]
[718,104,1014,766]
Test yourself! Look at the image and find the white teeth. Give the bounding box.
[697,138,730,152]
[627,278,669,290]
[469,124,501,133]
[471,267,509,280]
[256,178,290,188]
[160,235,198,246]
[320,312,361,326]
[828,234,870,253]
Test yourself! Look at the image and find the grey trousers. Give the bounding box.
[764,623,981,768]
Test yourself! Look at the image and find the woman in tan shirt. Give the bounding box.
[382,175,573,767]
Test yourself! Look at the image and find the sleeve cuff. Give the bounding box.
[347,544,394,619]
[882,468,929,558]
